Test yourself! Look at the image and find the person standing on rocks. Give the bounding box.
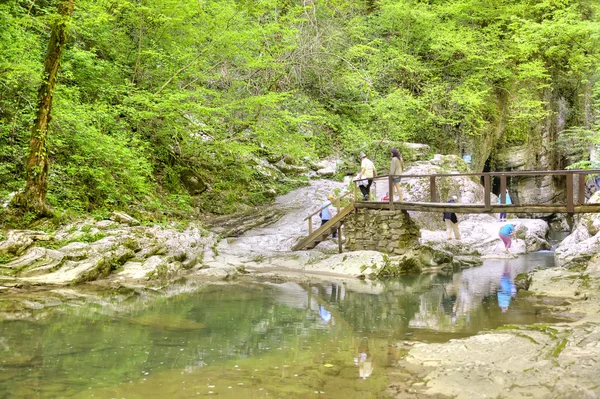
[499,223,516,253]
[320,194,337,238]
[358,153,377,200]
[498,189,512,222]
[389,148,404,201]
[442,196,460,240]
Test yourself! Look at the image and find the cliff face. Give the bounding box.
[467,81,596,206]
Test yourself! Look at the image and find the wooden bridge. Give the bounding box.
[292,169,600,252]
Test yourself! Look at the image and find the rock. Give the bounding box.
[301,251,390,277]
[139,255,176,280]
[57,242,90,261]
[110,211,140,226]
[402,323,600,399]
[548,214,572,232]
[314,159,338,177]
[253,158,284,180]
[0,230,52,256]
[194,265,238,280]
[95,220,117,229]
[206,208,286,237]
[180,169,207,195]
[275,159,309,175]
[514,272,531,291]
[555,191,600,268]
[402,143,431,161]
[2,247,65,277]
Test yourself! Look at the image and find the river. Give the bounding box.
[0,245,570,399]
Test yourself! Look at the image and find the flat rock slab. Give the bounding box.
[403,322,600,399]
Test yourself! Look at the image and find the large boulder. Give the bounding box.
[555,191,600,268]
[371,154,487,230]
[420,218,550,256]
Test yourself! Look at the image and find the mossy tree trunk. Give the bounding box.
[13,0,75,216]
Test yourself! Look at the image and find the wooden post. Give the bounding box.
[500,175,506,204]
[578,174,586,205]
[429,176,437,202]
[566,172,574,213]
[337,227,342,253]
[388,175,394,209]
[353,181,357,201]
[308,218,313,234]
[484,174,491,211]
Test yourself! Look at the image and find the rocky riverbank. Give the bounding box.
[389,193,600,399]
[0,155,560,288]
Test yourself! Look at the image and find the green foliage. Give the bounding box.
[0,0,599,218]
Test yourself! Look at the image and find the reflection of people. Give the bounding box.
[441,283,458,323]
[358,153,377,200]
[498,262,517,312]
[442,196,460,240]
[319,305,332,323]
[499,223,516,253]
[356,337,373,379]
[320,194,337,238]
[390,149,404,201]
[497,189,512,222]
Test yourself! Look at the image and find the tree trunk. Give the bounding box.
[13,0,75,216]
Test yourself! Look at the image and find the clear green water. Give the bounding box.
[0,254,563,398]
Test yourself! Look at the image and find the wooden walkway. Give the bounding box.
[291,203,354,251]
[292,169,600,251]
[355,201,600,214]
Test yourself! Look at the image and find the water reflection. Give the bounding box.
[268,251,560,338]
[498,261,517,312]
[356,337,373,380]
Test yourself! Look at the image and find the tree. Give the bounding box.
[12,0,75,216]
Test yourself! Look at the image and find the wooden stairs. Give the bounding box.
[291,203,355,251]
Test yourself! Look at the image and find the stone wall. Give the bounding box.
[344,209,420,254]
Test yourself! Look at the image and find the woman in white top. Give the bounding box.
[358,152,377,200]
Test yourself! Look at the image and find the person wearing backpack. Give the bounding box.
[442,196,460,240]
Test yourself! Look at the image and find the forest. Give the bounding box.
[1,0,599,219]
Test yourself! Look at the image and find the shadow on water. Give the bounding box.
[0,251,564,398]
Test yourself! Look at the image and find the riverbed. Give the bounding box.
[0,251,566,398]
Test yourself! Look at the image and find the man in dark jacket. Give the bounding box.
[443,196,460,240]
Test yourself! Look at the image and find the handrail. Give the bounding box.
[296,168,600,251]
[353,169,599,211]
[304,191,353,221]
[355,169,600,180]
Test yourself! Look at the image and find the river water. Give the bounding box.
[0,251,565,398]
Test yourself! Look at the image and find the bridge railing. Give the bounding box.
[352,169,600,212]
[303,191,354,234]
